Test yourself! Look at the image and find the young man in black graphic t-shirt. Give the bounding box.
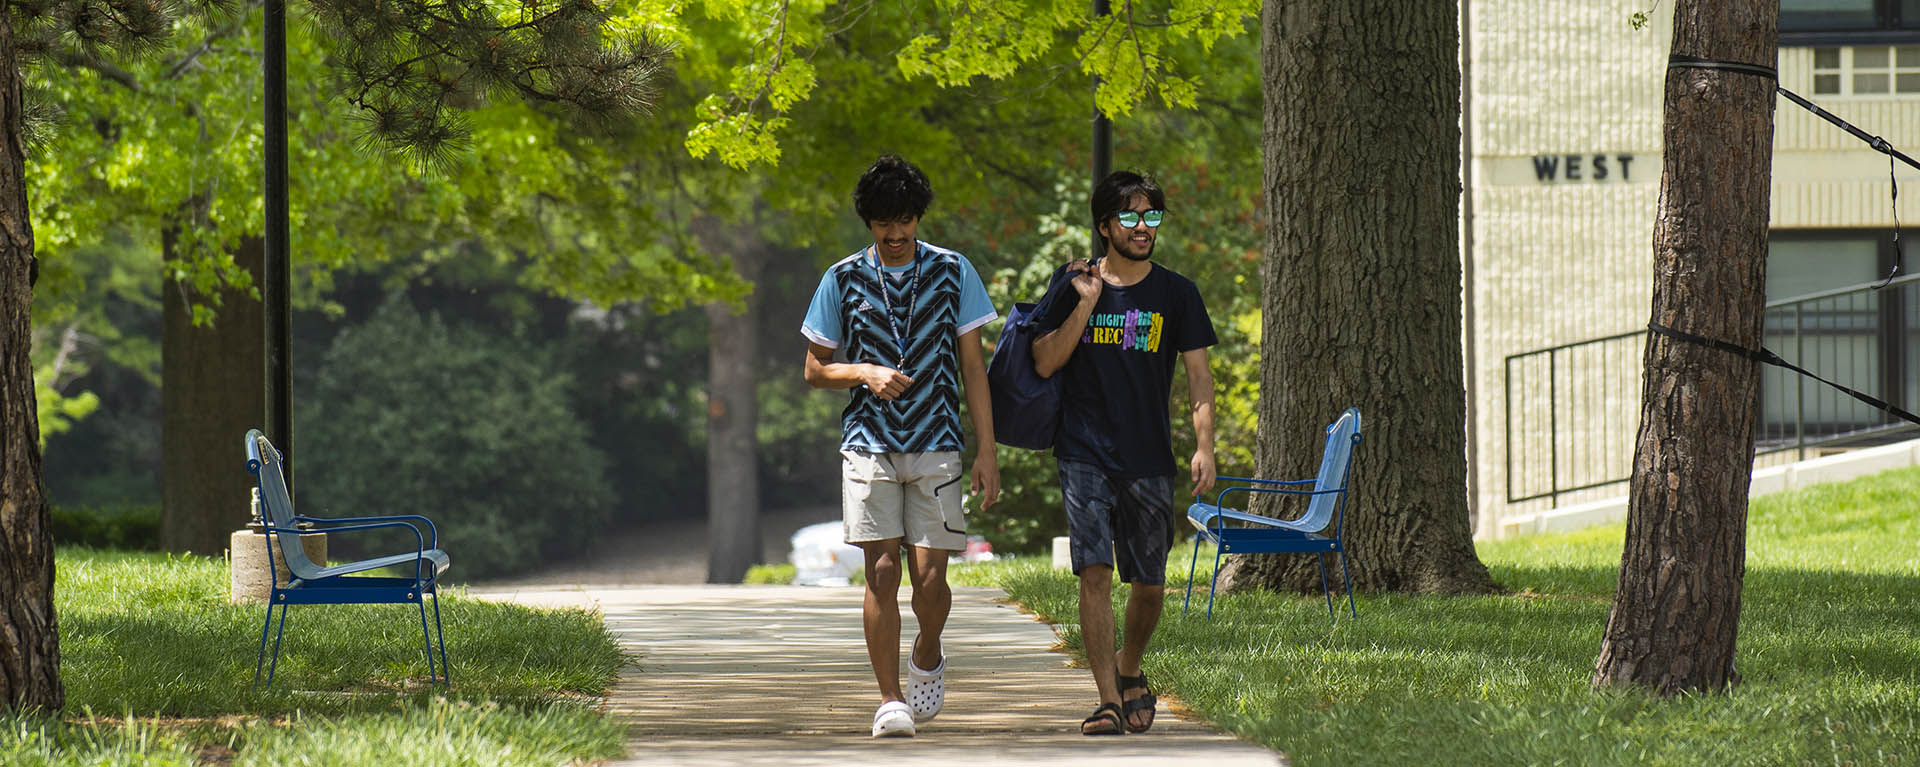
[1032,170,1218,736]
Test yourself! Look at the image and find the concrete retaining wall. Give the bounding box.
[1492,437,1920,538]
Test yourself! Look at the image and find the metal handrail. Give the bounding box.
[1505,276,1920,506]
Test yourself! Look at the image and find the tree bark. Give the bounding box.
[702,218,762,583]
[0,11,65,712]
[162,234,267,555]
[1223,0,1494,596]
[1592,0,1775,695]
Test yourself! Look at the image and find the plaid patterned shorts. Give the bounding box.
[1057,459,1175,586]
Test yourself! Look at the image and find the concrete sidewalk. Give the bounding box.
[469,584,1283,767]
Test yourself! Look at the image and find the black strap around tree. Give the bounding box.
[1667,54,1777,80]
[1647,322,1920,428]
[1644,56,1920,428]
[1673,54,1913,284]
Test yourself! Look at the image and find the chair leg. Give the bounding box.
[430,588,451,687]
[1339,550,1358,619]
[1315,552,1335,621]
[1205,546,1225,618]
[252,599,278,691]
[265,600,292,688]
[414,593,438,685]
[1183,537,1203,616]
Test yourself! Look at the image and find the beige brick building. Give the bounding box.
[1466,2,1920,538]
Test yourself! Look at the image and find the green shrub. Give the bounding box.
[47,504,159,550]
[744,561,868,586]
[300,298,614,579]
[963,446,1066,554]
[743,563,796,584]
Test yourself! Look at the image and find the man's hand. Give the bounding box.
[861,364,915,400]
[1191,448,1217,497]
[970,453,1001,509]
[1067,258,1104,303]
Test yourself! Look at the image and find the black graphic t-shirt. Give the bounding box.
[1036,262,1217,478]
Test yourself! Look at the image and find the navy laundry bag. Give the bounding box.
[988,274,1071,450]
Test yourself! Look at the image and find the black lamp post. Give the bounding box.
[263,0,293,488]
[1092,0,1111,260]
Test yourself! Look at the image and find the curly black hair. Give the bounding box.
[853,155,934,225]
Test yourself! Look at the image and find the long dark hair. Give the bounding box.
[1091,170,1167,252]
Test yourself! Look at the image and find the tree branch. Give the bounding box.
[52,50,141,92]
[46,324,83,389]
[164,0,264,80]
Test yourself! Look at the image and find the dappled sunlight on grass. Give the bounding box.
[19,548,627,765]
[979,468,1920,765]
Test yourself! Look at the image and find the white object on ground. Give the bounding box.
[789,521,862,586]
[871,700,916,737]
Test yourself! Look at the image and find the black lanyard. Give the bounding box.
[871,245,921,369]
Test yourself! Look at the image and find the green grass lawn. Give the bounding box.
[966,467,1920,766]
[14,465,1920,765]
[2,549,627,766]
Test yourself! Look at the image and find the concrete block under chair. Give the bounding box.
[229,528,326,604]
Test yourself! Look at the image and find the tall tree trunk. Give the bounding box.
[0,13,65,712]
[1592,0,1776,695]
[162,234,267,555]
[702,218,762,583]
[1223,0,1494,596]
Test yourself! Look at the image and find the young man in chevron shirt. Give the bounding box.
[801,155,1002,738]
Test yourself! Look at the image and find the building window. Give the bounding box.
[1784,0,1920,44]
[1807,45,1920,94]
[1762,231,1912,445]
[1815,47,1844,93]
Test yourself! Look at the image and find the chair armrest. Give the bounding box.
[291,514,439,549]
[1217,475,1314,487]
[268,520,425,556]
[269,519,435,581]
[1196,482,1346,531]
[1203,481,1311,516]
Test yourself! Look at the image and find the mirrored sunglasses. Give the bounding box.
[1115,210,1165,228]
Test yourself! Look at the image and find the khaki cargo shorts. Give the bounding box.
[841,450,967,551]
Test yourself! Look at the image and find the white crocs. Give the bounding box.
[872,700,916,737]
[907,654,946,723]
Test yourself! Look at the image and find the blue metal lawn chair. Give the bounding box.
[1183,408,1361,620]
[244,429,452,689]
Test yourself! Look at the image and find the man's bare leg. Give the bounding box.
[1078,564,1123,734]
[906,545,951,669]
[1117,583,1165,730]
[862,540,907,703]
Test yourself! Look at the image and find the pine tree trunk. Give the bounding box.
[1222,0,1494,596]
[702,219,761,583]
[0,13,65,712]
[1592,0,1776,695]
[162,234,267,554]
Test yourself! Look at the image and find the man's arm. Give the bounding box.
[1032,261,1103,378]
[956,328,1001,508]
[1183,347,1217,496]
[804,342,914,399]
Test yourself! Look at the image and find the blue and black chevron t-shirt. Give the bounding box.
[801,241,997,453]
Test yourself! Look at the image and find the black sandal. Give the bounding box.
[1118,672,1157,733]
[1080,702,1125,736]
